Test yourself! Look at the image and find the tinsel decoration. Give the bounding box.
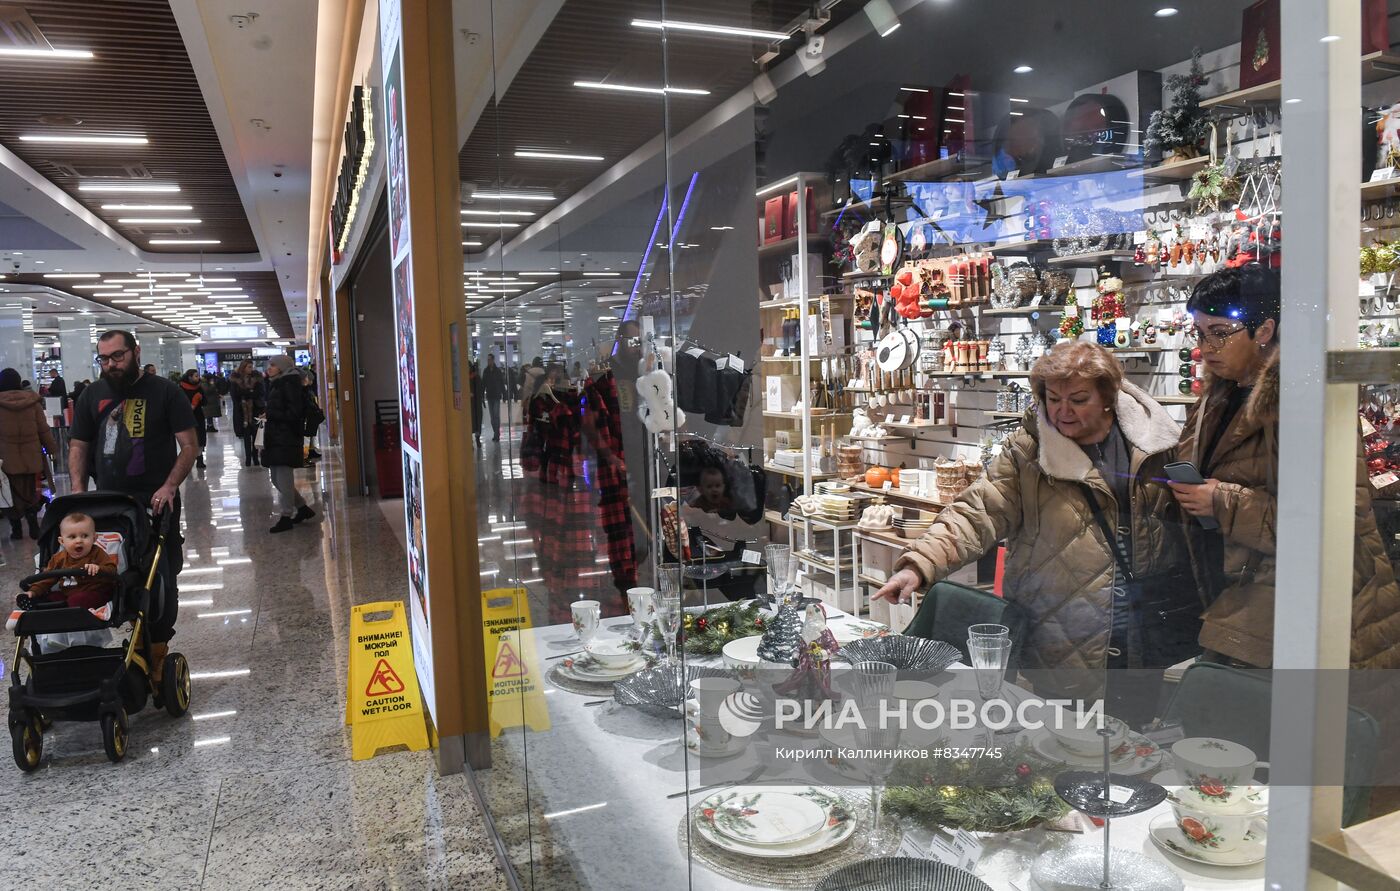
[881,741,1069,833]
[682,602,767,655]
[756,599,807,664]
[1093,273,1127,348]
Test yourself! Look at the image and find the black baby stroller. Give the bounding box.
[8,492,191,769]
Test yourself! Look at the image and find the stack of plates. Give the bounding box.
[692,785,855,858]
[816,481,853,496]
[554,653,652,685]
[892,517,934,539]
[813,494,860,522]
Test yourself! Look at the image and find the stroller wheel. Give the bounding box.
[162,653,191,718]
[101,710,129,763]
[9,715,42,772]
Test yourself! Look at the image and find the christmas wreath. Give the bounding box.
[682,602,767,655]
[880,740,1069,833]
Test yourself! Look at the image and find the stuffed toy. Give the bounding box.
[636,367,685,434]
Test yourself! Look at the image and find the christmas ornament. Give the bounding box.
[757,598,809,664]
[1058,291,1083,339]
[773,602,842,699]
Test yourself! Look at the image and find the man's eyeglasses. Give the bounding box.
[1191,324,1247,350]
[96,348,131,366]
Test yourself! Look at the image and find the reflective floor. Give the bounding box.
[0,430,508,891]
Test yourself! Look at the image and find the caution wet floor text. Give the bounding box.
[346,600,430,760]
[482,587,549,735]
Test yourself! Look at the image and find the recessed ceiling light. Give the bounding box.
[583,272,623,277]
[20,134,147,145]
[78,183,180,193]
[1013,65,1033,74]
[470,191,554,202]
[149,239,220,245]
[573,80,710,96]
[118,217,201,225]
[461,241,483,247]
[514,150,604,162]
[1320,34,1341,42]
[0,47,94,60]
[43,273,100,279]
[460,209,535,217]
[462,222,520,229]
[1155,7,1179,17]
[630,18,789,40]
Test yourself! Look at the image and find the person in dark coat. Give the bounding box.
[0,368,56,539]
[481,353,505,441]
[229,360,263,467]
[469,361,482,443]
[47,374,67,409]
[179,369,208,469]
[261,355,314,533]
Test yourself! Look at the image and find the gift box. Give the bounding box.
[762,195,785,244]
[782,187,818,239]
[1239,0,1279,90]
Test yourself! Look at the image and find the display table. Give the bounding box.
[488,608,1265,890]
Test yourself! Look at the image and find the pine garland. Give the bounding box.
[682,602,767,655]
[880,740,1069,833]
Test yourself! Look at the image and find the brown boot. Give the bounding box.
[148,642,169,686]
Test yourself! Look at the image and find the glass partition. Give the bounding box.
[446,0,1400,886]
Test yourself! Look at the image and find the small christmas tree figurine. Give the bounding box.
[1058,288,1083,339]
[757,597,808,664]
[1145,48,1211,163]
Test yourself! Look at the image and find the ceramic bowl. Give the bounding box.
[585,636,642,669]
[1046,709,1127,758]
[1171,737,1257,790]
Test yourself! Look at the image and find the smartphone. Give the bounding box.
[1164,461,1219,530]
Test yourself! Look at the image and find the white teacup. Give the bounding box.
[690,676,741,719]
[1168,791,1267,854]
[1045,708,1127,758]
[571,599,601,644]
[627,587,656,626]
[1171,737,1257,790]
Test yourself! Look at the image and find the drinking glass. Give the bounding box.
[764,543,796,602]
[653,590,683,666]
[967,623,1009,645]
[969,637,1011,700]
[854,723,903,855]
[571,599,601,648]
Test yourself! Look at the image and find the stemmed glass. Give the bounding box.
[852,660,900,854]
[764,544,796,603]
[652,589,683,667]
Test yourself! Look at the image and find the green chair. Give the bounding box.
[1162,661,1380,827]
[901,580,1029,675]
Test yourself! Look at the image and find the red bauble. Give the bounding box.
[696,617,708,631]
[1191,379,1204,395]
[1191,347,1202,362]
[1015,763,1032,779]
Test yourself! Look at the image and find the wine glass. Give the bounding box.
[851,660,900,855]
[652,590,683,666]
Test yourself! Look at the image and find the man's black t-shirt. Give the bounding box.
[70,375,196,499]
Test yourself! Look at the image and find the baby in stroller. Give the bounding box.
[12,512,118,649]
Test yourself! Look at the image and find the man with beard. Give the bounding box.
[68,330,198,684]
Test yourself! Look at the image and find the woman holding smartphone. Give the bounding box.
[1172,266,1400,669]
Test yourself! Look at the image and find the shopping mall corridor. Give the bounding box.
[0,431,508,891]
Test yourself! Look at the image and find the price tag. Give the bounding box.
[1105,785,1137,805]
[882,481,893,492]
[1369,167,1397,183]
[1053,155,1069,169]
[652,487,677,500]
[1029,294,1044,306]
[900,414,913,425]
[895,833,928,860]
[1189,223,1211,241]
[741,549,762,565]
[927,834,960,866]
[685,346,706,358]
[1133,230,1148,245]
[1361,416,1377,437]
[1371,471,1400,490]
[1004,170,1020,181]
[1142,721,1187,748]
[950,829,985,870]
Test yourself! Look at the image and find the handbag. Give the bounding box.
[0,459,10,511]
[253,422,265,451]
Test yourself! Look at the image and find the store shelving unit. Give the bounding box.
[885,154,991,184]
[1046,250,1136,267]
[1131,155,1209,184]
[1043,154,1138,178]
[981,306,1064,317]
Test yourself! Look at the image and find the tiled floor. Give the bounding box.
[0,431,508,891]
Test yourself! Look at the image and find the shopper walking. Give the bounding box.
[201,373,222,433]
[179,369,208,469]
[481,352,505,441]
[302,373,325,461]
[68,330,198,683]
[1170,266,1400,669]
[875,341,1192,718]
[229,360,263,467]
[469,360,482,444]
[261,355,314,533]
[47,374,67,409]
[0,367,57,540]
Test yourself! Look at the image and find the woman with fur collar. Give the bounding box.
[1171,266,1400,670]
[876,341,1194,692]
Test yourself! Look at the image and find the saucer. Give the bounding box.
[685,725,749,759]
[1148,812,1266,867]
[1029,729,1164,776]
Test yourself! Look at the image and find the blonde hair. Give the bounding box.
[1029,340,1122,406]
[60,512,94,532]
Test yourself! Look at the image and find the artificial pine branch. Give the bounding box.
[1146,48,1211,157]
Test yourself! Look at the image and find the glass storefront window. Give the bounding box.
[440,1,1398,887]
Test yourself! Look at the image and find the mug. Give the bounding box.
[571,599,601,644]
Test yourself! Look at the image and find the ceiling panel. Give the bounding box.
[4,269,290,337]
[0,0,258,254]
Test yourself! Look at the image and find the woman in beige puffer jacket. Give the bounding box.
[877,342,1193,698]
[0,367,56,540]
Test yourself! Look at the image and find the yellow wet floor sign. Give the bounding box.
[346,600,429,760]
[482,587,550,736]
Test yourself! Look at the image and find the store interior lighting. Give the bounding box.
[862,0,900,38]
